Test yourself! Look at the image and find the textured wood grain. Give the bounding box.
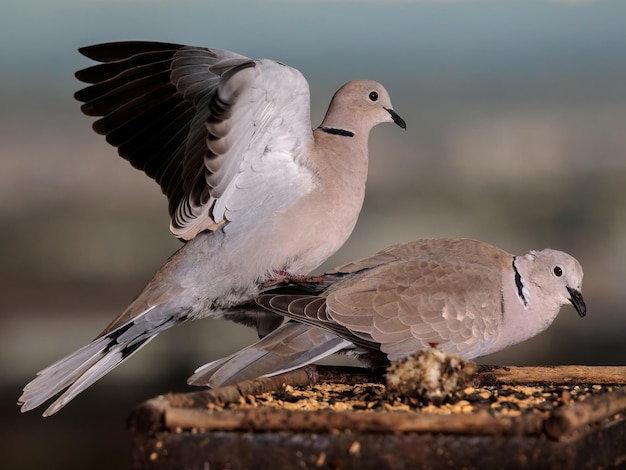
[129,365,626,470]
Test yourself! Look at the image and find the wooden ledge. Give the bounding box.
[128,365,626,469]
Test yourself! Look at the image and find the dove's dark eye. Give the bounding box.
[553,266,563,277]
[369,91,379,102]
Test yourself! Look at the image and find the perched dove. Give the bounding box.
[189,238,586,388]
[18,41,406,416]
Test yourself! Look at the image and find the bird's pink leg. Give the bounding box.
[262,271,327,288]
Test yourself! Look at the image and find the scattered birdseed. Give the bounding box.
[348,441,361,456]
[219,381,615,418]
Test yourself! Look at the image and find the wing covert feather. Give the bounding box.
[75,42,314,239]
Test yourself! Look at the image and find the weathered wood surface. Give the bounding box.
[151,384,626,441]
[477,364,626,386]
[129,365,626,470]
[153,364,626,413]
[131,426,626,470]
[162,405,546,436]
[164,368,313,409]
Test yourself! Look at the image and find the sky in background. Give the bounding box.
[2,0,626,95]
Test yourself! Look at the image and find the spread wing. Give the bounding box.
[75,41,314,240]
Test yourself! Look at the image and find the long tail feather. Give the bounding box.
[188,321,352,388]
[18,304,184,416]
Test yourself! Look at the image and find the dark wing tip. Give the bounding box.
[78,41,185,62]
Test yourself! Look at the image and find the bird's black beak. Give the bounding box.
[384,107,407,129]
[567,287,587,318]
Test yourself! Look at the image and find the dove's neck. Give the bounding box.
[311,126,369,184]
[308,127,369,237]
[491,256,562,354]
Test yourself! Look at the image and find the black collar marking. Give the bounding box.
[318,126,354,137]
[512,257,528,307]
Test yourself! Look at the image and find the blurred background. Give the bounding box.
[2,0,625,468]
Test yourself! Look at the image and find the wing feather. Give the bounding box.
[255,239,513,362]
[75,42,314,240]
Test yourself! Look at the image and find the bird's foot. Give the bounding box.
[261,271,327,288]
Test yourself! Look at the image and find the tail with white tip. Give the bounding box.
[188,321,351,388]
[18,303,185,416]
